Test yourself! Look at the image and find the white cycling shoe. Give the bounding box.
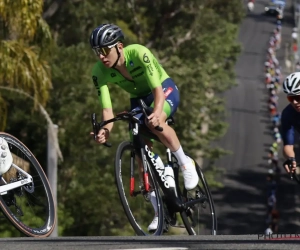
[147,158,199,232]
[181,157,199,190]
[0,138,13,175]
[147,216,158,232]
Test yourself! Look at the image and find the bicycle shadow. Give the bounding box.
[210,168,298,235]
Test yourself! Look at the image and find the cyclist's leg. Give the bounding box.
[148,78,199,190]
[129,94,155,181]
[129,96,160,232]
[0,137,13,175]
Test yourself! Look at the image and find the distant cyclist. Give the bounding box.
[281,72,300,173]
[89,24,199,231]
[247,0,255,12]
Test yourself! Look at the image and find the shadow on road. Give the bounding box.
[211,168,298,235]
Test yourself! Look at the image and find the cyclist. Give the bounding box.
[0,137,13,176]
[89,23,199,231]
[247,0,254,12]
[281,72,300,174]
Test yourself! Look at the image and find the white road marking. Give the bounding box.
[115,248,188,250]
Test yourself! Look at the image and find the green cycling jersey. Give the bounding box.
[91,44,169,108]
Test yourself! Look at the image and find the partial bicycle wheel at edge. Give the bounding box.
[0,132,56,237]
[114,141,164,236]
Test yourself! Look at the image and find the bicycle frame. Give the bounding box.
[0,164,33,195]
[130,122,183,212]
[130,122,209,212]
[91,100,208,213]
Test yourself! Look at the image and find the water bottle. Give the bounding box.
[153,154,175,188]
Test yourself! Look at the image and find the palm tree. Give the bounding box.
[0,1,62,159]
[0,0,53,130]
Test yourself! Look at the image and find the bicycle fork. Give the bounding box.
[129,146,150,196]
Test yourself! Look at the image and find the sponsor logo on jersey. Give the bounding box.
[130,66,142,74]
[118,79,127,84]
[143,53,150,63]
[164,87,173,98]
[111,73,116,77]
[130,61,134,67]
[147,64,153,76]
[132,71,144,79]
[92,76,101,96]
[167,99,173,107]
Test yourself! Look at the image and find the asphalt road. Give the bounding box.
[213,0,298,235]
[1,235,300,250]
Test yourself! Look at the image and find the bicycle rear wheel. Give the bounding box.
[0,132,56,237]
[114,141,164,236]
[172,154,217,235]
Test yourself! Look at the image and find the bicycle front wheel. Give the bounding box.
[114,141,164,236]
[0,132,56,237]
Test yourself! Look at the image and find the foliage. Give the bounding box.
[0,0,53,129]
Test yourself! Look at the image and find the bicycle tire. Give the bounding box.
[0,132,56,237]
[173,154,217,235]
[114,141,164,235]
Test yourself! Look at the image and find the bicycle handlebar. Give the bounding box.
[91,113,112,147]
[138,99,163,132]
[284,159,297,180]
[91,99,163,147]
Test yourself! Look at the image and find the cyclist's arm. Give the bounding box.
[283,145,295,159]
[102,107,114,132]
[138,47,165,115]
[281,108,295,159]
[151,86,164,116]
[92,65,114,132]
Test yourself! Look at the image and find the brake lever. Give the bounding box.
[289,163,294,180]
[138,99,163,132]
[91,113,112,147]
[154,125,163,132]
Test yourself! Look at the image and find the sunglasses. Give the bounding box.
[287,95,300,103]
[92,43,117,56]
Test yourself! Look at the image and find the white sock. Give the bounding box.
[172,146,189,167]
[150,191,158,216]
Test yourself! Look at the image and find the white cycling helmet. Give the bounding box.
[283,72,300,95]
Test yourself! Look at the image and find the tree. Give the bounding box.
[0,0,53,130]
[38,0,245,236]
[2,0,245,236]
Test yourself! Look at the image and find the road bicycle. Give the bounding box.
[0,132,56,237]
[91,99,217,236]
